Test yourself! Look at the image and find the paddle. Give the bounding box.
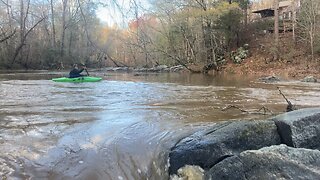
[80,63,89,76]
[79,62,89,76]
[85,68,89,76]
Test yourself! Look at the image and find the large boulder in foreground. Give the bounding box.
[169,120,281,174]
[272,108,320,150]
[205,144,320,180]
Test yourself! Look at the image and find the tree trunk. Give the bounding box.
[11,17,45,66]
[310,29,314,61]
[292,0,297,44]
[50,0,56,48]
[274,0,280,60]
[244,5,248,27]
[19,0,25,64]
[60,0,68,60]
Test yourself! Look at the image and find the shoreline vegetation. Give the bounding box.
[1,0,319,79]
[2,31,319,81]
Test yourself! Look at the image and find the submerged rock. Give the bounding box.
[258,75,280,83]
[170,65,185,72]
[104,65,186,73]
[272,108,320,150]
[170,165,204,180]
[205,144,320,180]
[111,67,131,72]
[169,120,281,174]
[301,76,317,83]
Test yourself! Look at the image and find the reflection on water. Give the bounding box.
[0,71,320,179]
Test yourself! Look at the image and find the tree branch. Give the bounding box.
[0,29,16,43]
[11,16,46,66]
[277,87,295,112]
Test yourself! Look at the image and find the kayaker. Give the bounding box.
[69,64,87,78]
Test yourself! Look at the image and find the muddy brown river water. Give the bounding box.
[0,71,320,179]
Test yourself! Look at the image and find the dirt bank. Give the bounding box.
[223,32,320,80]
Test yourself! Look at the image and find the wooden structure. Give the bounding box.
[251,0,300,32]
[251,0,298,19]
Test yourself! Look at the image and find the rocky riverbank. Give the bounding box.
[103,65,186,73]
[169,108,320,179]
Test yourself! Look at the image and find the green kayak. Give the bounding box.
[52,76,102,82]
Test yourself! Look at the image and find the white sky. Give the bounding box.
[96,6,123,26]
[96,0,151,27]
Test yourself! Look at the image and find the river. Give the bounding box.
[0,70,319,179]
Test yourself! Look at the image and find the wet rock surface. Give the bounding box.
[272,108,320,150]
[170,165,204,180]
[104,65,186,73]
[205,145,320,180]
[258,75,281,83]
[169,120,281,174]
[169,108,320,179]
[301,76,317,83]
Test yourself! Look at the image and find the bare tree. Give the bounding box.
[292,0,298,44]
[0,0,106,69]
[60,0,68,59]
[10,0,37,67]
[11,16,46,67]
[50,0,56,48]
[273,0,279,60]
[0,29,16,43]
[298,0,320,61]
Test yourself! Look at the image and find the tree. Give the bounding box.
[0,0,105,69]
[50,0,57,48]
[298,0,320,61]
[273,0,279,60]
[292,0,298,44]
[10,0,46,68]
[139,0,243,72]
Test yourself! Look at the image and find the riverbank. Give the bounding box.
[224,54,320,79]
[104,33,320,81]
[224,33,320,80]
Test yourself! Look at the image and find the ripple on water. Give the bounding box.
[1,73,320,179]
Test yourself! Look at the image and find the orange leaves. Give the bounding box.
[128,15,158,32]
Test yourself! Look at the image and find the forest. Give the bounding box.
[0,0,319,71]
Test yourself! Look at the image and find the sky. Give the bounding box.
[96,6,123,26]
[96,0,151,27]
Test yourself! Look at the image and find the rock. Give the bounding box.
[155,65,168,70]
[205,144,320,180]
[259,75,280,83]
[301,76,317,83]
[104,67,132,72]
[134,68,149,72]
[112,67,130,71]
[170,65,185,72]
[169,120,281,174]
[272,108,320,150]
[170,165,204,180]
[133,65,170,72]
[205,156,245,180]
[152,65,170,72]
